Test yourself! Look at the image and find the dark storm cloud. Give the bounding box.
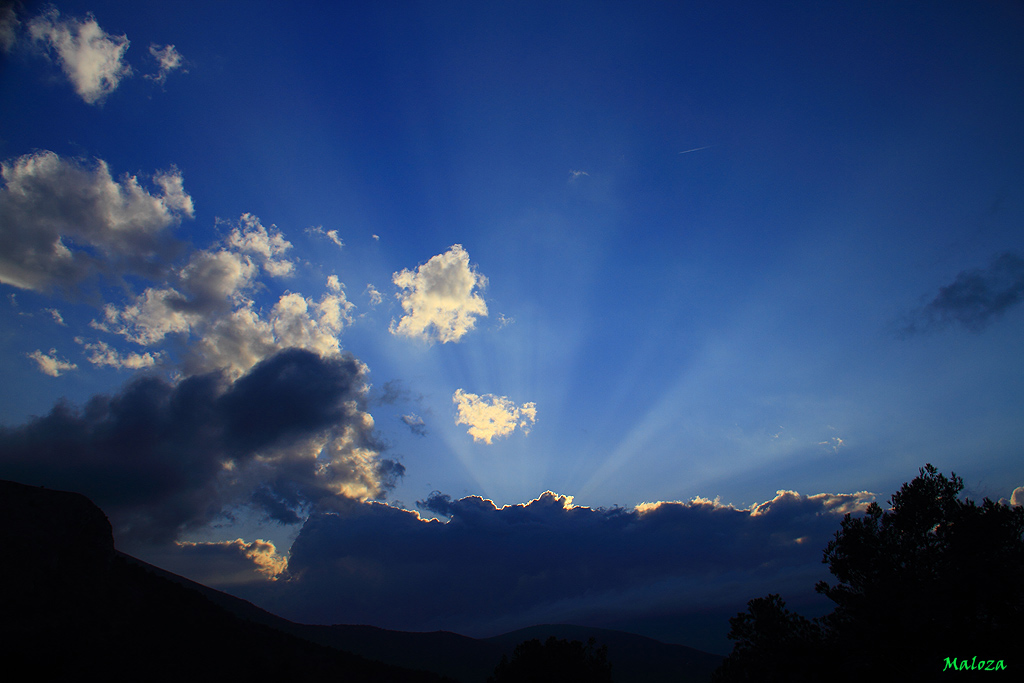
[0,348,402,544]
[904,252,1024,334]
[244,489,872,638]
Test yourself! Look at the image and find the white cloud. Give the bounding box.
[307,225,344,249]
[365,284,382,306]
[390,244,488,343]
[26,348,77,377]
[44,308,66,326]
[27,9,132,104]
[0,151,193,293]
[100,285,194,345]
[145,43,185,86]
[98,213,302,369]
[76,338,162,370]
[226,213,295,277]
[270,290,353,357]
[452,389,536,444]
[101,229,354,377]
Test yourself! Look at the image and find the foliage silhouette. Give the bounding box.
[487,635,613,683]
[712,464,1024,681]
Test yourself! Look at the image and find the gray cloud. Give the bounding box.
[904,252,1024,334]
[232,488,872,640]
[0,151,192,294]
[0,348,402,545]
[401,413,427,436]
[0,2,19,53]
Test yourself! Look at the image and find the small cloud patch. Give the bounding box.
[452,389,536,444]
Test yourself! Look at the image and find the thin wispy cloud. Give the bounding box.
[76,337,163,370]
[26,348,77,376]
[306,225,344,249]
[44,307,65,326]
[364,284,383,306]
[0,3,19,53]
[145,43,185,86]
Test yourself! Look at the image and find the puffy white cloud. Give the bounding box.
[76,338,163,370]
[390,244,488,343]
[145,43,184,86]
[453,389,536,444]
[26,348,77,376]
[100,285,194,345]
[270,290,353,357]
[27,9,132,104]
[226,213,295,277]
[96,214,335,378]
[0,151,192,293]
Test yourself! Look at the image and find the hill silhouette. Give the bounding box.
[0,479,452,682]
[0,479,723,682]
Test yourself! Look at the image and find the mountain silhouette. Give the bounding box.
[0,479,723,682]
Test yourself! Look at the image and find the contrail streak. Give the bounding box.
[678,145,712,154]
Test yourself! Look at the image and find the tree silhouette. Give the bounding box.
[487,636,613,683]
[710,594,825,682]
[713,464,1024,680]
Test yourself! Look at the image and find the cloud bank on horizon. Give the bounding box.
[2,0,1023,649]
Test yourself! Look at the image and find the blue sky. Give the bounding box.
[2,0,1023,652]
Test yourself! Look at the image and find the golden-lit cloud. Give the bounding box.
[452,389,536,444]
[390,244,487,343]
[174,538,288,582]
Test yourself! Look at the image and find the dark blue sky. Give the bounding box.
[2,0,1023,652]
